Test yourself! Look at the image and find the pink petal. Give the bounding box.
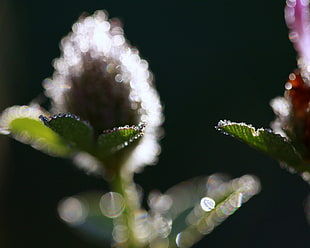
[285,0,310,64]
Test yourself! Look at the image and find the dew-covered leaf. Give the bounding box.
[41,113,94,152]
[216,120,309,173]
[0,105,72,157]
[96,123,144,159]
[164,174,260,248]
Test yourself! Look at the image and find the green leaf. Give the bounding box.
[216,120,308,173]
[40,114,144,162]
[0,105,72,157]
[165,174,260,248]
[41,114,94,152]
[97,124,144,159]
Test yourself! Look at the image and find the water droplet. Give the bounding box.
[148,190,172,212]
[152,214,172,238]
[285,82,292,90]
[289,31,299,43]
[302,171,310,184]
[58,197,87,225]
[115,74,123,83]
[106,63,116,73]
[112,35,125,46]
[230,193,243,208]
[133,210,151,242]
[175,233,183,247]
[200,197,215,212]
[289,72,296,81]
[99,192,125,218]
[131,102,139,110]
[286,0,296,8]
[175,232,195,248]
[112,223,128,243]
[270,97,291,117]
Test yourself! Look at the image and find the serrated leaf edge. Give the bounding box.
[97,123,145,156]
[39,112,92,129]
[216,119,274,138]
[101,122,146,135]
[216,120,310,173]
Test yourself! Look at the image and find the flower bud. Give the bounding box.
[271,0,310,161]
[43,11,163,172]
[271,70,310,160]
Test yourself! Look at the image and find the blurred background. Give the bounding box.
[1,0,309,247]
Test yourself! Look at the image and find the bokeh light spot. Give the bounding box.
[200,197,215,212]
[58,197,88,226]
[99,192,125,218]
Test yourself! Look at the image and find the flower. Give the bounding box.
[44,11,163,173]
[0,11,163,175]
[271,0,310,160]
[285,0,310,82]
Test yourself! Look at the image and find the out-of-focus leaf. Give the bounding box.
[216,120,310,173]
[96,124,144,159]
[167,175,260,248]
[57,191,114,246]
[40,113,94,152]
[0,105,72,157]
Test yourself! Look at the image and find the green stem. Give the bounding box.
[109,166,142,248]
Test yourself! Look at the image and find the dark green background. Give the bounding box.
[1,0,309,247]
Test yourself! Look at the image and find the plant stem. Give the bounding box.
[110,166,142,248]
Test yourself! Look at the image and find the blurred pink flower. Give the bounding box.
[285,0,310,82]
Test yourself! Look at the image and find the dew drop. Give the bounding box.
[115,74,123,83]
[148,191,172,212]
[286,0,296,8]
[270,97,291,117]
[112,223,128,243]
[302,171,310,184]
[58,197,87,225]
[289,72,296,81]
[99,192,125,218]
[285,82,293,90]
[289,31,299,43]
[112,35,125,46]
[152,214,172,238]
[106,63,115,73]
[175,232,195,248]
[175,233,182,247]
[200,197,215,212]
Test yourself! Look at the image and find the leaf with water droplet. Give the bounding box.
[96,124,144,159]
[0,105,72,157]
[216,120,310,173]
[163,175,226,239]
[41,113,94,152]
[168,174,260,248]
[200,197,215,212]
